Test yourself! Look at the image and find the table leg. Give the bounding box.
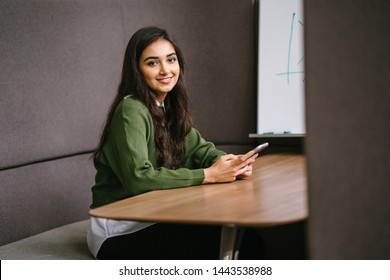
[219,225,243,260]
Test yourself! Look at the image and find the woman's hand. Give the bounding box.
[203,152,257,184]
[236,163,253,179]
[235,149,257,179]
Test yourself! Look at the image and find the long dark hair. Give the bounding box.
[92,26,193,168]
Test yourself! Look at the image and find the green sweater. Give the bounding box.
[91,97,225,208]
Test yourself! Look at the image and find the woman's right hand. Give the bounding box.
[203,153,257,184]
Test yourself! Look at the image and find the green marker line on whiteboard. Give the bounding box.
[286,12,296,85]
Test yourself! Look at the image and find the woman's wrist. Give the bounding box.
[203,168,214,184]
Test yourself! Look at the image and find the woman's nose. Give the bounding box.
[159,62,169,74]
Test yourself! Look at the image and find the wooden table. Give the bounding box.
[90,153,308,259]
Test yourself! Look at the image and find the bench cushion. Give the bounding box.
[0,220,93,260]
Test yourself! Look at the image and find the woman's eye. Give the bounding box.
[168,57,177,63]
[147,61,158,66]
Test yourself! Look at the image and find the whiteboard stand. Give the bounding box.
[249,133,305,138]
[249,133,305,154]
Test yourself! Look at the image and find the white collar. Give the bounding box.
[156,99,165,109]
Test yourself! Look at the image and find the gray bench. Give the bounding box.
[0,154,95,259]
[0,0,256,259]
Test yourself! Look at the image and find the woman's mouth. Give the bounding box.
[157,77,173,84]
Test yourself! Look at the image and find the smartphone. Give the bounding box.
[250,142,269,155]
[240,143,269,161]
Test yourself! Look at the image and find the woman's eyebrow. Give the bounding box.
[143,53,176,62]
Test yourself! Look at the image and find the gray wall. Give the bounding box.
[305,0,390,259]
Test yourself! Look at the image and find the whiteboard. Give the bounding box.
[257,0,305,136]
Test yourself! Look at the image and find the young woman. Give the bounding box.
[87,26,259,259]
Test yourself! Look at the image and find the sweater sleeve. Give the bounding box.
[183,128,226,169]
[101,98,206,197]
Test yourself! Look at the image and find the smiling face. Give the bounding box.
[139,38,180,102]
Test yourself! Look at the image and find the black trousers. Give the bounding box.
[97,223,264,260]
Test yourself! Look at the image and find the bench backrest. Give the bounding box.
[0,0,256,246]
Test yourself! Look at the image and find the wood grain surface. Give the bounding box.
[89,153,308,227]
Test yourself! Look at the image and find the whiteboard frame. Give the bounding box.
[255,0,306,138]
